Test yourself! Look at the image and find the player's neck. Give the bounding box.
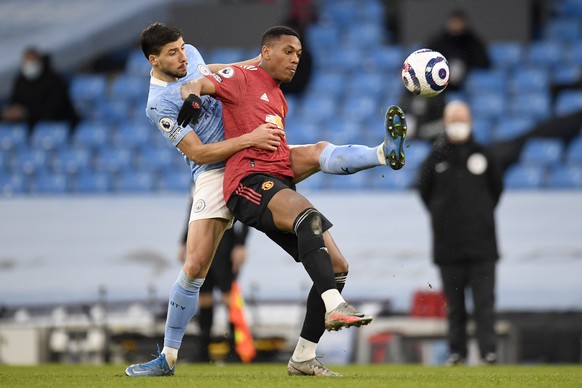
[152,67,178,83]
[258,63,281,85]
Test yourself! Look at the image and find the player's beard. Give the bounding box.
[161,65,187,79]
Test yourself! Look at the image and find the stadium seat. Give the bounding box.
[555,90,582,116]
[0,173,28,196]
[568,41,582,65]
[344,24,385,49]
[207,47,246,65]
[526,41,564,68]
[504,164,546,189]
[469,93,507,120]
[298,93,338,124]
[566,137,582,166]
[488,42,524,69]
[72,171,112,194]
[489,117,535,142]
[52,148,92,175]
[507,93,551,121]
[137,146,177,173]
[125,48,150,77]
[9,148,49,175]
[284,119,321,144]
[551,63,581,85]
[464,70,507,95]
[374,167,417,190]
[157,170,191,192]
[115,171,155,193]
[345,72,387,100]
[69,74,108,118]
[520,138,565,167]
[321,2,358,25]
[321,117,365,145]
[94,148,133,174]
[366,45,405,73]
[306,71,345,96]
[543,18,582,43]
[471,118,494,144]
[110,74,148,105]
[93,100,134,124]
[507,68,549,95]
[0,123,28,152]
[306,24,340,51]
[111,122,152,150]
[405,140,432,169]
[327,47,362,72]
[72,121,111,151]
[30,121,70,151]
[354,0,385,24]
[547,165,582,188]
[338,95,381,121]
[30,172,69,194]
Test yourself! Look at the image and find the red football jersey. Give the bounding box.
[206,65,293,201]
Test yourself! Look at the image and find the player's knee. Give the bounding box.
[293,208,326,259]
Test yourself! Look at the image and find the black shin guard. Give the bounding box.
[294,208,336,293]
[300,272,349,343]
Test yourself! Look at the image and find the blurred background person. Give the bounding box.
[418,100,503,365]
[401,9,491,140]
[1,47,79,133]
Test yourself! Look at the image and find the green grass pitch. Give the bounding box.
[1,363,581,388]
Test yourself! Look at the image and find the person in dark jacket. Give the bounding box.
[2,47,79,132]
[418,100,503,365]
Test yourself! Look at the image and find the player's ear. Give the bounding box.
[261,46,270,61]
[148,54,158,66]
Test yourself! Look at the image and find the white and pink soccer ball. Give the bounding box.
[401,49,449,97]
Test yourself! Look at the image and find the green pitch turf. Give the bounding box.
[1,363,581,388]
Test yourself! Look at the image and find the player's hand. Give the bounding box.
[247,123,285,151]
[177,94,202,127]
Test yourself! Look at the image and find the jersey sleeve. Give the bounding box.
[148,95,193,147]
[205,66,247,105]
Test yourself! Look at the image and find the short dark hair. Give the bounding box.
[140,23,183,58]
[261,25,300,48]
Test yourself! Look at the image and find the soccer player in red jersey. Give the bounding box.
[177,25,403,375]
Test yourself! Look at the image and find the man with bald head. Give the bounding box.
[418,100,503,365]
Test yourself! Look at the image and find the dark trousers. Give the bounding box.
[439,261,497,358]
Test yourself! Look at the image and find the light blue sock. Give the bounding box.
[319,143,385,175]
[164,271,205,349]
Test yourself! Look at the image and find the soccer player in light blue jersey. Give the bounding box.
[126,22,406,377]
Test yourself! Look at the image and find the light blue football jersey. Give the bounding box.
[146,44,225,181]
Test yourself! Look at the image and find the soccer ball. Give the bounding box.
[401,49,449,97]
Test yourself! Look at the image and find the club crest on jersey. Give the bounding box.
[197,64,210,75]
[159,117,174,133]
[265,114,283,129]
[261,181,274,191]
[193,199,206,213]
[217,67,235,78]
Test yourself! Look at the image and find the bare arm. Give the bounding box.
[177,123,282,165]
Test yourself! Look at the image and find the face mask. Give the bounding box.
[445,122,471,143]
[22,60,42,80]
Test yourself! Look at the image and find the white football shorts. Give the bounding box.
[188,167,234,227]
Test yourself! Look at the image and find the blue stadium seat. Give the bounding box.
[52,148,92,174]
[72,121,111,151]
[125,49,150,77]
[157,170,191,192]
[507,68,549,94]
[306,24,340,51]
[306,71,345,96]
[552,63,581,85]
[488,42,524,69]
[344,24,385,49]
[30,172,69,194]
[464,70,507,95]
[115,171,155,193]
[94,148,132,174]
[519,138,565,167]
[555,0,582,16]
[137,146,177,173]
[555,90,582,116]
[469,93,507,120]
[405,140,432,169]
[0,123,28,152]
[367,45,405,72]
[504,164,546,189]
[566,137,582,166]
[338,95,380,120]
[568,41,582,65]
[207,47,245,65]
[490,117,535,142]
[321,2,358,25]
[543,18,582,42]
[354,0,385,24]
[374,167,417,190]
[327,47,362,72]
[69,74,108,118]
[526,41,564,68]
[284,119,321,144]
[0,173,28,196]
[10,148,49,175]
[112,122,152,150]
[321,117,365,144]
[299,93,338,124]
[30,121,70,151]
[507,93,551,120]
[110,75,148,105]
[471,118,494,144]
[93,100,134,124]
[72,171,112,193]
[546,165,582,188]
[345,72,387,100]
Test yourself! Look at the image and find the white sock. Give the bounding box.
[162,346,178,368]
[321,289,345,312]
[376,144,387,165]
[292,337,318,362]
